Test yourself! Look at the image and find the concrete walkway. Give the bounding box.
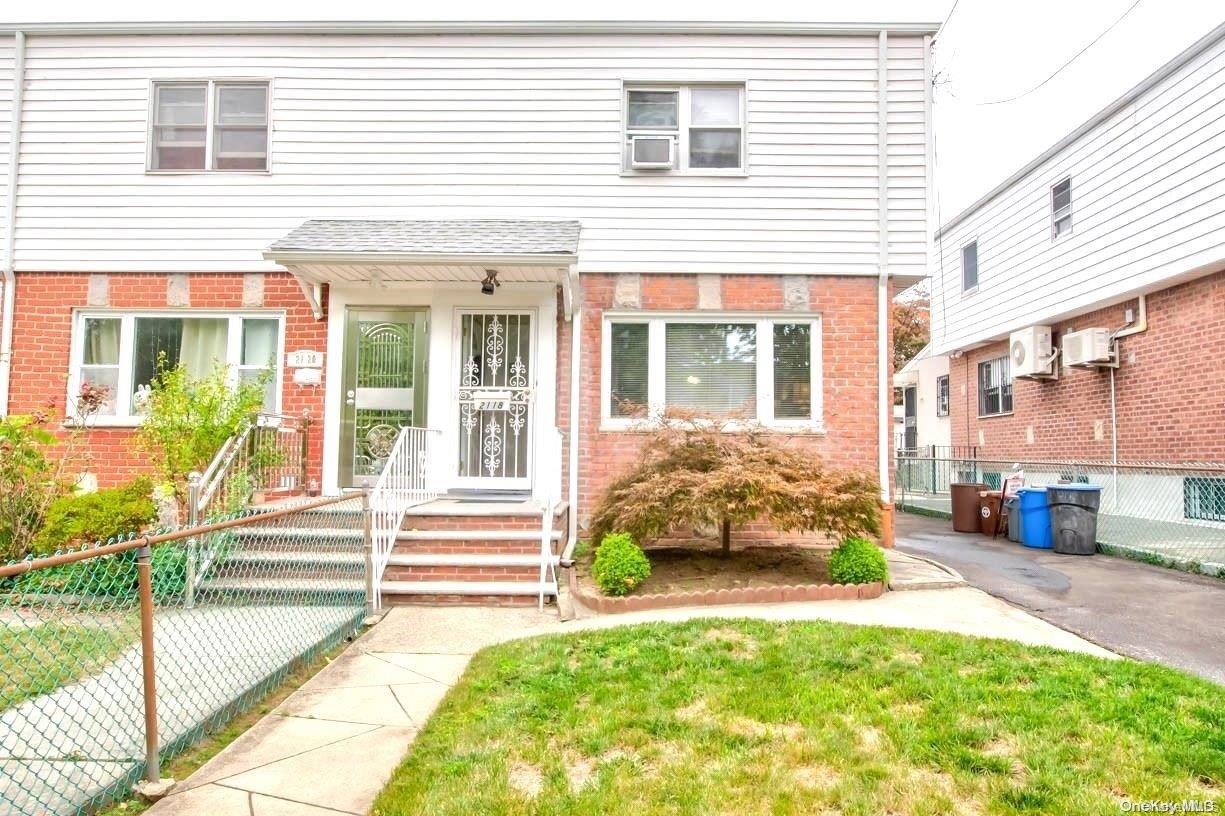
[148,584,1113,815]
[896,511,1225,684]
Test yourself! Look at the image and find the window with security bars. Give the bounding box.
[977,355,1013,416]
[151,81,269,171]
[1184,477,1225,522]
[936,374,950,417]
[604,316,820,426]
[1051,177,1073,239]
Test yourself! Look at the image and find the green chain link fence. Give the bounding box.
[895,454,1225,574]
[0,494,368,816]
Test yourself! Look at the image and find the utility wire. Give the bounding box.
[975,0,1145,105]
[935,0,962,41]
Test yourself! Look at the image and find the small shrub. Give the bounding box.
[591,533,651,597]
[32,478,157,556]
[829,536,888,585]
[134,359,269,500]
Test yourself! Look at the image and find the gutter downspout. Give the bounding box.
[876,30,893,540]
[0,30,24,417]
[565,269,581,555]
[1107,294,1147,508]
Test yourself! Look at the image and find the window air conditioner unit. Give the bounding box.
[630,135,675,169]
[1062,327,1114,367]
[1009,325,1056,378]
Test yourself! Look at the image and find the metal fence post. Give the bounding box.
[136,542,161,783]
[361,485,376,617]
[185,471,201,609]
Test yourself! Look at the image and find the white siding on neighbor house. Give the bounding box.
[930,29,1225,355]
[11,32,929,276]
[0,39,14,261]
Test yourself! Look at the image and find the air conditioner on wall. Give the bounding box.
[1062,327,1115,367]
[1009,325,1056,378]
[629,135,675,169]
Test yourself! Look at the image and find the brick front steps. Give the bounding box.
[567,568,885,614]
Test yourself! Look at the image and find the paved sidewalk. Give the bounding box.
[148,584,1114,815]
[897,511,1225,684]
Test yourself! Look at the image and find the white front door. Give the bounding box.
[454,310,535,490]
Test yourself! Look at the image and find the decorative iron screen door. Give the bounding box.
[455,311,534,490]
[340,308,428,488]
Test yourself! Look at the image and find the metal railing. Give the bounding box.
[895,454,1225,573]
[0,494,367,816]
[193,412,312,522]
[369,426,443,611]
[537,499,559,611]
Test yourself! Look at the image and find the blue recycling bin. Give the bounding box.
[1017,487,1052,549]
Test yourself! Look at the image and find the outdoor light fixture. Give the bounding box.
[481,268,501,296]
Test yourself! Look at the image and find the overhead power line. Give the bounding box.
[975,0,1145,105]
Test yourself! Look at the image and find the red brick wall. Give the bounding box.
[8,271,328,488]
[575,273,884,531]
[948,270,1225,462]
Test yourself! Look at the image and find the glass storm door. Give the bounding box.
[455,311,534,490]
[340,309,428,488]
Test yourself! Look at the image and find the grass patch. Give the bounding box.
[373,619,1225,816]
[95,640,350,816]
[0,615,136,709]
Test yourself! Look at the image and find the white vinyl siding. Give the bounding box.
[601,312,822,429]
[68,310,284,424]
[10,32,929,277]
[932,31,1225,355]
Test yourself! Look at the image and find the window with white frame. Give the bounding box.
[623,84,745,173]
[961,240,979,291]
[1051,177,1073,239]
[603,315,821,426]
[150,81,269,172]
[71,312,282,421]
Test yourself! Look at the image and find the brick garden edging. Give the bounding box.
[567,568,885,614]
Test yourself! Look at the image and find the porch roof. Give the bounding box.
[264,219,581,318]
[264,219,580,266]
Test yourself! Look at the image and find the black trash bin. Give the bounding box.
[1046,484,1102,555]
[1003,496,1021,543]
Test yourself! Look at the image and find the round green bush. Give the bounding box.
[828,536,888,585]
[591,532,651,597]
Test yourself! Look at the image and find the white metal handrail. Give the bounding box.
[369,426,443,610]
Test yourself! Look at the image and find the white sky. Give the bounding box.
[4,0,1223,221]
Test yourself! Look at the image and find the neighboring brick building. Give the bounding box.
[914,22,1225,475]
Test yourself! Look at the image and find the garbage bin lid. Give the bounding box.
[1049,483,1101,491]
[1016,486,1046,494]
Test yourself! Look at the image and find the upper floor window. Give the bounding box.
[1051,178,1073,239]
[961,240,979,291]
[623,84,745,174]
[604,314,821,427]
[71,311,282,423]
[977,356,1013,416]
[150,81,269,172]
[936,374,950,417]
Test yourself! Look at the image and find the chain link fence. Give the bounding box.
[896,454,1225,574]
[0,494,367,816]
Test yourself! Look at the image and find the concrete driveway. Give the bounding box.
[897,511,1225,685]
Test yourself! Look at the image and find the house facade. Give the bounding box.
[0,21,936,595]
[925,21,1225,470]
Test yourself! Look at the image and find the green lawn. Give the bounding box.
[0,617,135,710]
[374,619,1225,816]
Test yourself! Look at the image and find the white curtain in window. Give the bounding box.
[83,318,120,365]
[664,323,757,414]
[179,318,228,378]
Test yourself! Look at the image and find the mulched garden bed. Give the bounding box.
[571,543,883,613]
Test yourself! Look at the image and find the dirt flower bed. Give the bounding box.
[572,543,882,612]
